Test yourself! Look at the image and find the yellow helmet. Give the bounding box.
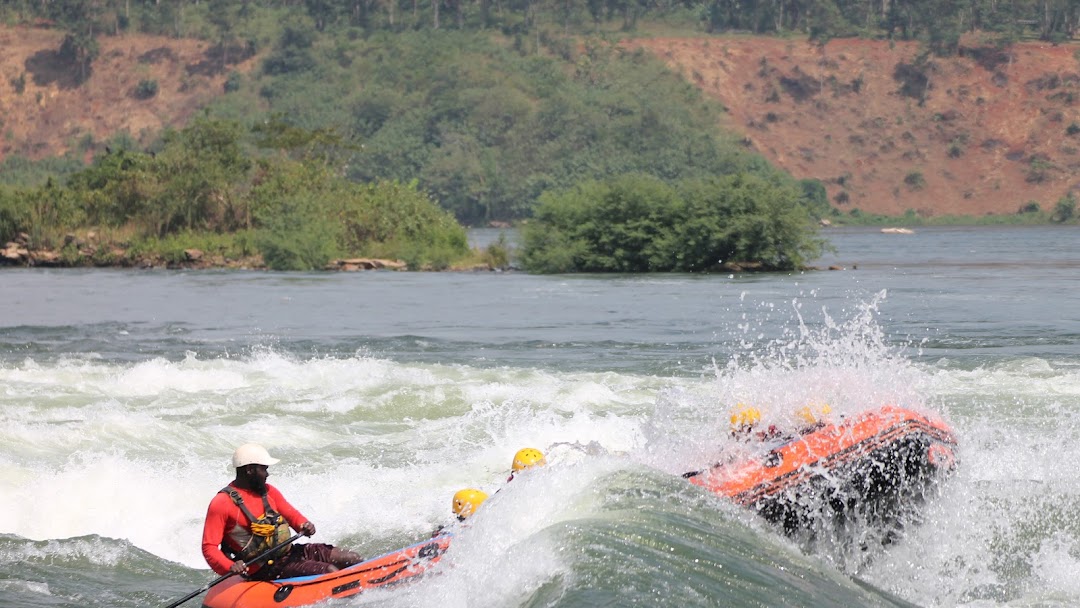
[797,402,832,425]
[452,488,489,519]
[729,403,761,430]
[511,447,547,472]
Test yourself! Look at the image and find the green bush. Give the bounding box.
[1026,157,1052,183]
[134,79,159,99]
[10,72,25,95]
[0,154,87,188]
[481,233,512,269]
[248,155,467,270]
[1018,201,1041,214]
[1052,194,1076,223]
[262,22,317,76]
[248,160,340,270]
[19,180,87,248]
[1,116,474,270]
[62,117,253,238]
[224,71,242,93]
[904,171,926,189]
[797,178,831,218]
[257,224,337,270]
[128,230,260,263]
[521,175,680,273]
[338,179,468,267]
[520,173,824,273]
[0,186,30,243]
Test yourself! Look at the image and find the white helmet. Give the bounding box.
[232,443,280,468]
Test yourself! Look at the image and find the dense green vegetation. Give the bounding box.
[1,0,1074,270]
[3,4,819,271]
[521,173,827,272]
[0,117,472,270]
[211,31,764,225]
[4,0,1074,53]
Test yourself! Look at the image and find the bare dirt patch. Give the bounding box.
[0,26,259,162]
[630,36,1080,217]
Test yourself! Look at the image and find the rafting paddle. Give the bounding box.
[163,532,304,608]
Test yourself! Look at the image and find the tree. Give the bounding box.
[1052,193,1076,223]
[207,0,239,70]
[49,0,103,84]
[262,21,318,75]
[521,173,825,273]
[147,117,252,235]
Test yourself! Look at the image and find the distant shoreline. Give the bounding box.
[0,247,507,271]
[4,224,1071,271]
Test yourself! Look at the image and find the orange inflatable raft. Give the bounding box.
[201,533,451,608]
[686,405,958,536]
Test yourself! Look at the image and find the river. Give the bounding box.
[1,225,1079,607]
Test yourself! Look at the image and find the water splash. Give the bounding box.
[643,291,930,472]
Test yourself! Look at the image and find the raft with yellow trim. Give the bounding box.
[201,533,451,608]
[686,405,958,537]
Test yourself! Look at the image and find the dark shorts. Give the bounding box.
[257,543,337,580]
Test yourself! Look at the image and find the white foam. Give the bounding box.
[1,298,1076,608]
[0,579,51,595]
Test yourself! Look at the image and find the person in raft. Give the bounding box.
[729,403,783,442]
[795,402,833,434]
[433,447,547,534]
[452,488,489,521]
[202,443,364,580]
[507,447,547,482]
[729,402,833,441]
[446,447,546,522]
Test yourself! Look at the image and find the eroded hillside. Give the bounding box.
[0,26,258,163]
[2,25,1079,217]
[631,36,1080,217]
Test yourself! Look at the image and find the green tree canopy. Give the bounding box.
[521,173,826,273]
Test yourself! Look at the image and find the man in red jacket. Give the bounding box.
[201,443,363,580]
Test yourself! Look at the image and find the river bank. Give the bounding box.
[0,231,504,271]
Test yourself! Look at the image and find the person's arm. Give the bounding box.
[266,485,314,535]
[201,495,240,575]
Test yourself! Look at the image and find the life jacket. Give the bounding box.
[219,486,293,563]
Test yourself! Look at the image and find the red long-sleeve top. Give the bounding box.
[201,483,309,575]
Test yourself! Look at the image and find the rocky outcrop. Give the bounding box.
[0,244,500,271]
[326,258,408,271]
[0,233,264,269]
[1,242,28,265]
[2,244,64,266]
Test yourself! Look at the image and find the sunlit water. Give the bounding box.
[1,225,1079,607]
